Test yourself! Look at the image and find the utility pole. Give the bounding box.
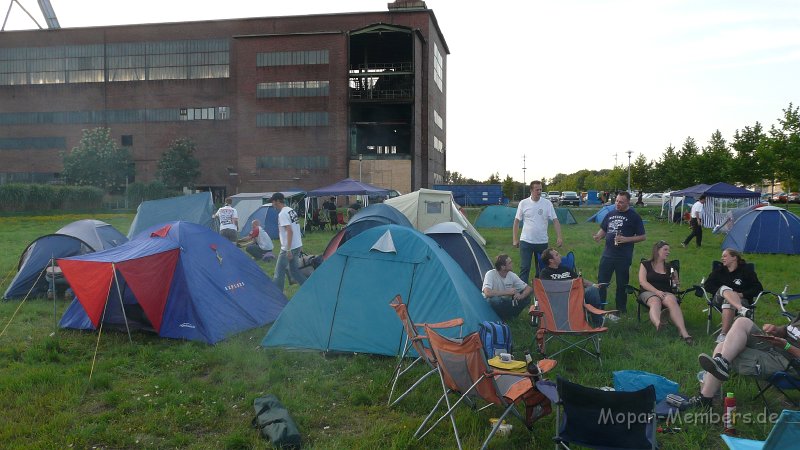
[522,154,527,201]
[626,150,633,193]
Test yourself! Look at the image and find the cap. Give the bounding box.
[268,192,285,202]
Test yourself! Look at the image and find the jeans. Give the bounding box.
[584,285,605,326]
[486,294,531,321]
[519,241,548,283]
[597,255,632,313]
[683,218,703,247]
[273,247,307,291]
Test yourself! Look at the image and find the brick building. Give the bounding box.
[0,0,447,197]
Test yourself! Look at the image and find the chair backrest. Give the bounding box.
[712,260,754,272]
[557,376,656,449]
[424,325,505,405]
[533,278,593,332]
[538,250,576,274]
[389,295,434,366]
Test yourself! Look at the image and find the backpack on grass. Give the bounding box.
[479,321,512,359]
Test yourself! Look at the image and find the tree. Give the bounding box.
[62,127,134,193]
[652,144,681,191]
[158,138,201,190]
[730,122,766,185]
[698,130,733,184]
[486,172,501,184]
[763,103,800,191]
[677,137,701,185]
[501,175,516,200]
[630,153,653,192]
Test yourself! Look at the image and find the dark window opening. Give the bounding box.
[121,135,133,146]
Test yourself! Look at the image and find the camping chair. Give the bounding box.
[721,409,800,450]
[695,261,770,335]
[624,259,700,323]
[387,295,464,407]
[752,371,800,414]
[537,377,657,450]
[529,278,617,364]
[415,324,557,450]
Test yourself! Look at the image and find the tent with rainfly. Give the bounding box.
[58,221,288,344]
[385,188,486,245]
[587,204,617,223]
[424,222,492,291]
[262,225,500,356]
[322,203,413,259]
[4,219,128,299]
[239,205,280,240]
[127,192,215,239]
[722,206,800,255]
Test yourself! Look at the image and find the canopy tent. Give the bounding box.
[59,221,287,344]
[127,192,214,239]
[670,183,760,229]
[424,222,492,291]
[722,206,800,255]
[385,188,486,245]
[303,178,390,231]
[239,205,279,239]
[322,203,413,259]
[262,225,500,356]
[4,220,128,299]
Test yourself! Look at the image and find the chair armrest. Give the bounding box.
[583,304,618,316]
[421,318,464,329]
[624,284,640,295]
[528,305,543,317]
[488,359,557,378]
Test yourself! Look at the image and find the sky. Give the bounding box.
[3,0,800,183]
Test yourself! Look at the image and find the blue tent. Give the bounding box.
[424,222,492,291]
[59,221,287,344]
[322,203,413,259]
[587,204,617,223]
[722,206,800,255]
[239,205,279,239]
[262,225,500,356]
[128,192,214,239]
[475,205,516,228]
[4,220,128,299]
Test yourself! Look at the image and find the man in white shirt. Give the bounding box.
[513,180,563,282]
[269,192,306,292]
[237,219,274,261]
[682,195,706,248]
[212,197,238,242]
[482,254,533,321]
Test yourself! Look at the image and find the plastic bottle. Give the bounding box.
[723,392,736,435]
[524,350,540,377]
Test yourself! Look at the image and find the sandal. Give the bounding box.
[682,335,694,346]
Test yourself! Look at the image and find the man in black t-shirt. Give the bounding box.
[540,248,606,326]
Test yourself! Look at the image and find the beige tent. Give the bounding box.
[385,188,486,245]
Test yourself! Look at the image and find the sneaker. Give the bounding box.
[715,333,726,344]
[606,314,621,323]
[697,371,722,398]
[685,394,713,410]
[681,242,687,248]
[699,353,730,381]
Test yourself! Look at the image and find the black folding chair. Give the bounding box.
[695,260,770,335]
[624,259,698,323]
[537,376,657,450]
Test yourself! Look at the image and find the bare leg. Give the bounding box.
[647,296,662,330]
[701,318,754,396]
[663,295,690,338]
[720,309,735,335]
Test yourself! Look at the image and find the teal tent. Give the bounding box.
[475,205,516,228]
[555,207,577,225]
[128,192,214,238]
[261,225,500,356]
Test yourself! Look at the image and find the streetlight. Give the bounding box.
[359,154,363,181]
[626,150,633,193]
[522,154,527,201]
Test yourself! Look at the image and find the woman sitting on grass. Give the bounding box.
[638,240,693,345]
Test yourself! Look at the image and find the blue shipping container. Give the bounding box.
[432,184,503,206]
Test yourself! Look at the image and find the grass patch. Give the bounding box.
[1,207,798,447]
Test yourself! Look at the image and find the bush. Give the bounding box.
[0,184,103,212]
[126,181,180,205]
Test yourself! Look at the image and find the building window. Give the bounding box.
[121,135,133,146]
[256,112,329,127]
[256,50,329,67]
[433,43,444,92]
[434,109,444,130]
[256,80,330,98]
[0,107,229,125]
[256,155,329,169]
[0,137,66,150]
[433,136,444,153]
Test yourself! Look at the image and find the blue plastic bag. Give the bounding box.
[613,370,679,403]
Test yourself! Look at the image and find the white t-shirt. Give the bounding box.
[690,201,703,220]
[277,206,303,251]
[252,226,273,251]
[215,205,238,231]
[482,269,528,297]
[515,196,557,244]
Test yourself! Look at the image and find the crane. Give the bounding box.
[2,0,60,31]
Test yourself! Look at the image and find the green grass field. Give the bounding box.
[0,206,797,449]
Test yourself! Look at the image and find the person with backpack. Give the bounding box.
[482,254,532,321]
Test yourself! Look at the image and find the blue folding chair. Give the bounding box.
[721,409,800,449]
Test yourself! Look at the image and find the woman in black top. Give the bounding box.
[638,241,692,344]
[703,248,763,343]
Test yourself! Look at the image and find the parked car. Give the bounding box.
[559,191,581,206]
[789,192,800,204]
[548,191,561,202]
[771,192,788,203]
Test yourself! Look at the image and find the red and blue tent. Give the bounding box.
[58,221,287,344]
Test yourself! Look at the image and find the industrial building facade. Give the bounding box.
[0,0,447,196]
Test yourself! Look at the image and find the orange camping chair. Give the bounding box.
[387,295,464,407]
[415,324,556,450]
[529,278,616,365]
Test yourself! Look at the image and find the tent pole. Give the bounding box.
[111,263,133,344]
[50,256,56,334]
